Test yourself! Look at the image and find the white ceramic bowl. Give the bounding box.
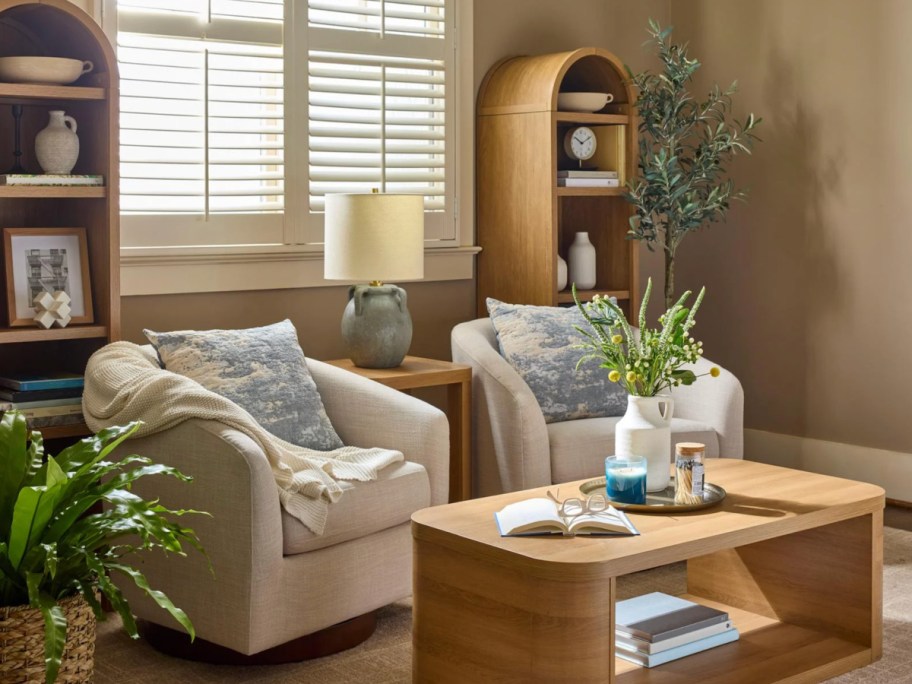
[557,91,614,112]
[0,56,94,85]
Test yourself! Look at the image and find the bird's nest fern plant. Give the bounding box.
[0,410,205,683]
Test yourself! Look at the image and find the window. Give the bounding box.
[110,0,463,263]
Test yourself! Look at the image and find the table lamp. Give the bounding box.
[324,192,425,368]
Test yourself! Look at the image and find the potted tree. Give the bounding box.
[0,411,203,683]
[626,20,762,308]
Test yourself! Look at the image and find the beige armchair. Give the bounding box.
[111,356,449,660]
[452,318,743,497]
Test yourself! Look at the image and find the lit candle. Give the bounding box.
[605,456,647,504]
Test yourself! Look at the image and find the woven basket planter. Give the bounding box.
[0,594,96,684]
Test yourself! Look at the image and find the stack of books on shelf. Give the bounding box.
[0,372,85,429]
[557,170,620,187]
[615,592,739,668]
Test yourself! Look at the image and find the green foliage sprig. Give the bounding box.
[573,278,719,397]
[626,19,762,308]
[0,412,205,683]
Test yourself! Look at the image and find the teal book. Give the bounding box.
[615,627,740,668]
[0,372,84,391]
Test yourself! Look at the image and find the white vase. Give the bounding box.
[35,110,79,174]
[615,395,675,492]
[568,231,596,290]
[556,254,568,291]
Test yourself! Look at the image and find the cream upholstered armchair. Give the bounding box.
[111,356,449,660]
[452,318,743,497]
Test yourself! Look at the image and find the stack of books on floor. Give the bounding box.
[0,372,85,429]
[615,592,739,668]
[557,170,620,187]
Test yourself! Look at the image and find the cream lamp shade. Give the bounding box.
[324,193,425,282]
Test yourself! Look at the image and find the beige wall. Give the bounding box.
[668,0,912,454]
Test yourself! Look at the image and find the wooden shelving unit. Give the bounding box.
[0,0,120,441]
[476,47,639,316]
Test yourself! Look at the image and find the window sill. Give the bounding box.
[120,245,481,296]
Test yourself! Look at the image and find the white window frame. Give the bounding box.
[100,0,476,296]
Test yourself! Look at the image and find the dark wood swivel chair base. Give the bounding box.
[138,611,378,665]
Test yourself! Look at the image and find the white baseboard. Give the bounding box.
[745,429,912,502]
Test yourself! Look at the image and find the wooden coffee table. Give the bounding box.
[411,459,884,683]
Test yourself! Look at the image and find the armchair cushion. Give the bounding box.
[144,319,343,451]
[486,298,627,423]
[281,460,429,554]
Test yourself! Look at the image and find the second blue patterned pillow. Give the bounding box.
[144,319,343,451]
[486,298,628,423]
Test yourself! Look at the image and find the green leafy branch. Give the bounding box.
[625,19,762,308]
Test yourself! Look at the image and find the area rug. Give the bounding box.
[94,525,912,683]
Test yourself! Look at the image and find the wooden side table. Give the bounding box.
[324,356,472,502]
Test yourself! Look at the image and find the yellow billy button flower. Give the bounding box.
[608,370,621,383]
[710,366,721,377]
[611,334,623,345]
[626,370,637,383]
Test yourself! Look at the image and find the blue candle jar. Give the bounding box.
[605,455,647,505]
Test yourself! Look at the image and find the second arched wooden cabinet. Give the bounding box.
[476,47,639,317]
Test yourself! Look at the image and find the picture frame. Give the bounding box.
[3,227,93,327]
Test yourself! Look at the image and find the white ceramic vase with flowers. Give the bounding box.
[574,278,719,492]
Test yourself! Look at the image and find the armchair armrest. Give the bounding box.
[451,319,551,495]
[671,356,744,459]
[114,419,284,651]
[308,359,450,506]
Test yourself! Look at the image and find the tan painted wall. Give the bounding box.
[667,0,912,454]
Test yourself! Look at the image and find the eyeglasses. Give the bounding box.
[547,488,609,519]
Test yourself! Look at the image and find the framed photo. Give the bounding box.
[3,227,93,327]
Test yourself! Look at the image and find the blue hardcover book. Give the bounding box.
[0,373,84,392]
[616,627,740,668]
[616,592,729,642]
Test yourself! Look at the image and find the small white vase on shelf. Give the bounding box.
[35,110,79,174]
[615,395,674,492]
[568,231,596,290]
[556,254,568,291]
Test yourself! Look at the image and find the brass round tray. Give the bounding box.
[579,477,726,513]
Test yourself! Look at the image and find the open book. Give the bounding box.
[494,497,639,537]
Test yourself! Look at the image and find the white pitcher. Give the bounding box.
[614,395,674,492]
[36,110,79,174]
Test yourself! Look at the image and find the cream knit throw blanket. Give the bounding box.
[83,342,404,535]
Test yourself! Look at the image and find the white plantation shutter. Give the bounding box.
[111,0,458,254]
[116,0,285,247]
[302,0,453,242]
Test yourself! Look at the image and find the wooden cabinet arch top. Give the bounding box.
[477,47,633,117]
[0,0,118,89]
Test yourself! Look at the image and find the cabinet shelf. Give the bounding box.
[0,186,106,198]
[555,112,630,125]
[0,82,106,102]
[0,325,108,344]
[556,186,624,197]
[38,422,91,440]
[557,289,629,304]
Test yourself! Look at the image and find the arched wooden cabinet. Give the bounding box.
[476,47,639,316]
[0,0,119,439]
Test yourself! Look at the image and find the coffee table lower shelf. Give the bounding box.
[614,595,871,683]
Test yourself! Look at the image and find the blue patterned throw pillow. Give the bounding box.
[144,320,344,451]
[486,299,628,423]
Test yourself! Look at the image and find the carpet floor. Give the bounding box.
[94,508,912,683]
